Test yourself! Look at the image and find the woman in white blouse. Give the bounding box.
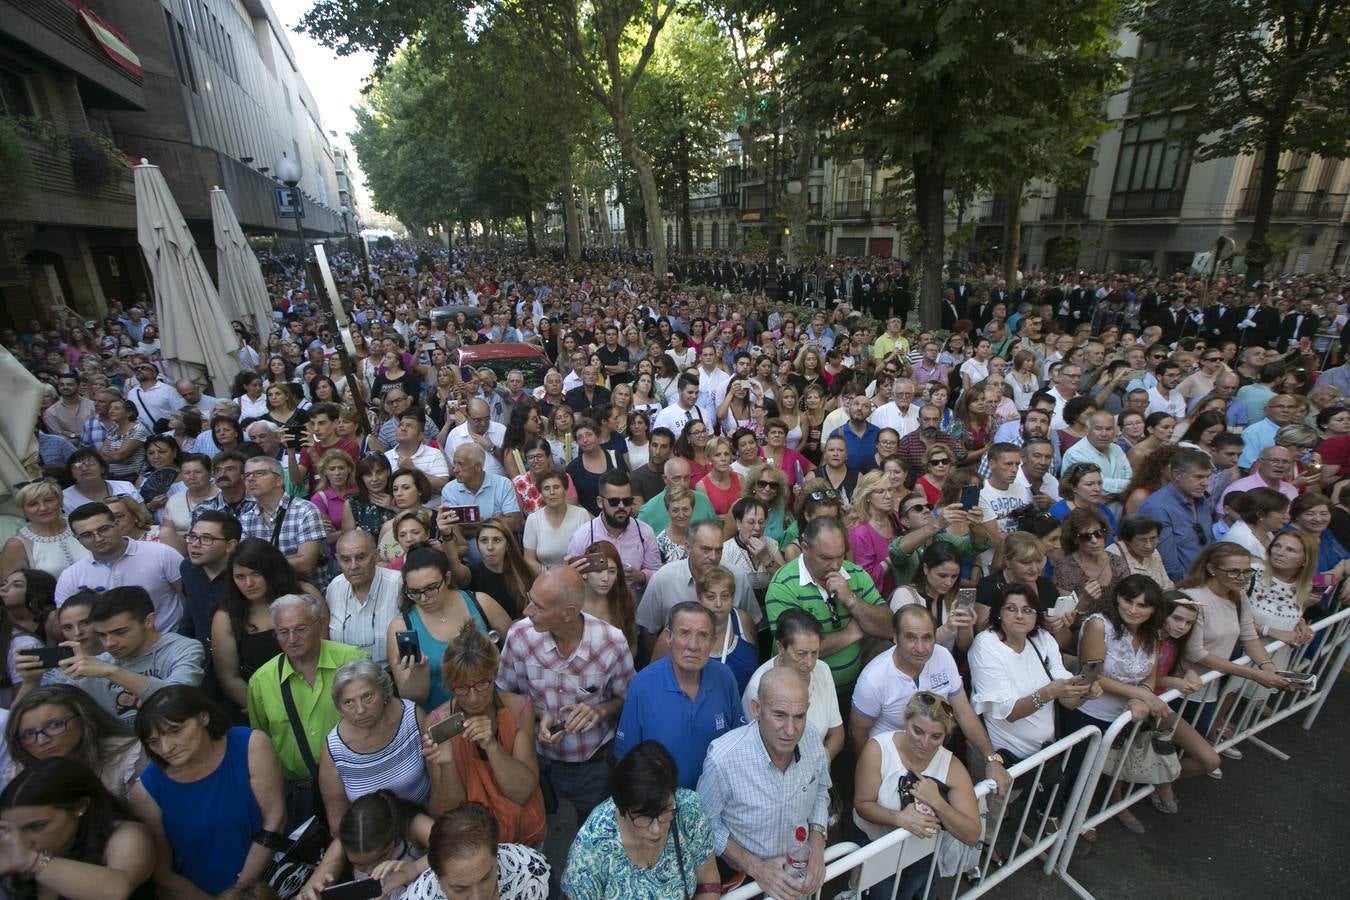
[969,582,1098,827]
[522,469,591,570]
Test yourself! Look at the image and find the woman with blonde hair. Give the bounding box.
[655,485,695,563]
[848,471,897,596]
[0,480,87,580]
[423,621,546,846]
[579,541,636,652]
[310,448,357,549]
[1248,530,1318,650]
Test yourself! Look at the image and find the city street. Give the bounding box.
[1000,683,1350,899]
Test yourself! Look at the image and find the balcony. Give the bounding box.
[690,195,738,211]
[1048,191,1092,220]
[1107,188,1186,219]
[1238,189,1347,221]
[833,199,872,221]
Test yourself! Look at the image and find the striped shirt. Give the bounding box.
[325,698,430,808]
[764,558,884,689]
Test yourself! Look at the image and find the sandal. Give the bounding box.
[1080,826,1098,843]
[1150,794,1179,815]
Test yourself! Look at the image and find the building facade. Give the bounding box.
[1,0,347,323]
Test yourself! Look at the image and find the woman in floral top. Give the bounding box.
[562,741,718,900]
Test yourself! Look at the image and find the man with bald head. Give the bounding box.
[1061,409,1133,497]
[326,529,402,662]
[445,397,507,476]
[699,667,830,897]
[497,565,635,825]
[175,378,218,418]
[636,455,717,533]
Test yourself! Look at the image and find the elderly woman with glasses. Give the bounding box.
[60,449,141,516]
[562,740,718,900]
[422,620,545,846]
[853,691,982,900]
[309,660,432,888]
[1053,506,1129,614]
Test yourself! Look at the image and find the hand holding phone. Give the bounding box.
[1078,658,1104,686]
[428,711,466,743]
[395,630,422,664]
[320,879,383,900]
[19,647,75,669]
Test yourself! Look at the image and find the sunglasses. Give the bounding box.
[929,458,951,467]
[602,496,634,507]
[903,502,933,515]
[1078,528,1107,541]
[807,489,839,503]
[914,691,954,716]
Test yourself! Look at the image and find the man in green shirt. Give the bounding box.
[765,518,892,691]
[246,593,367,784]
[636,456,718,533]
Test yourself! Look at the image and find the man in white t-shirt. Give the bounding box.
[1145,360,1187,418]
[848,607,1011,795]
[978,443,1033,569]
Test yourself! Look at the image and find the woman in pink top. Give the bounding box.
[763,417,810,487]
[847,471,897,596]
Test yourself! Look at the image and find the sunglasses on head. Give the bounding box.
[807,489,839,503]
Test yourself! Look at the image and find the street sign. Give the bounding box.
[276,187,305,219]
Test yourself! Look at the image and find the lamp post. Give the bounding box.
[785,179,803,268]
[340,205,354,255]
[275,152,306,265]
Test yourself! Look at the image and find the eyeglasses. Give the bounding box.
[404,578,445,601]
[627,807,676,830]
[602,496,633,507]
[74,523,118,542]
[1078,528,1107,542]
[274,622,317,641]
[1212,566,1256,580]
[1003,605,1039,617]
[807,489,839,503]
[242,470,275,480]
[17,714,80,745]
[914,691,954,716]
[1203,356,1222,363]
[186,532,224,545]
[450,677,494,696]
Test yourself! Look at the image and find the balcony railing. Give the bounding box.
[1107,188,1186,218]
[1238,188,1347,220]
[1049,191,1091,220]
[833,199,872,220]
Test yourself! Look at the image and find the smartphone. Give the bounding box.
[580,552,608,574]
[960,484,981,511]
[428,712,466,743]
[19,647,74,669]
[1051,594,1079,618]
[547,720,567,736]
[285,425,306,444]
[1276,670,1316,688]
[394,630,422,663]
[954,588,977,613]
[443,504,481,524]
[459,365,474,381]
[1079,659,1104,686]
[320,879,383,900]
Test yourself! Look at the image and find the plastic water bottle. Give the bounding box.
[785,825,808,882]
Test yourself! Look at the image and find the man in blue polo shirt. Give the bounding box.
[830,394,881,473]
[614,600,744,788]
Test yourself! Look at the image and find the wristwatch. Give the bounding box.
[985,753,1005,766]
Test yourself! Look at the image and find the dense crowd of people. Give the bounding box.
[2,242,1348,899]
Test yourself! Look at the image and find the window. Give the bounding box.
[695,223,703,250]
[0,66,33,116]
[711,222,719,248]
[1108,115,1189,217]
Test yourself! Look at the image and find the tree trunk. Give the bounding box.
[523,202,537,257]
[677,94,693,252]
[1001,178,1023,288]
[1244,128,1285,284]
[786,130,816,267]
[613,103,666,276]
[560,151,581,261]
[912,159,947,330]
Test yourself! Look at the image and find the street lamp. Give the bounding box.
[275,152,306,263]
[785,179,803,267]
[339,205,354,255]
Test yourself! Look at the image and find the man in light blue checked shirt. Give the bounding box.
[697,668,830,899]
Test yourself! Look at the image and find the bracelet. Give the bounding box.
[1031,689,1046,710]
[18,850,50,879]
[1258,661,1276,672]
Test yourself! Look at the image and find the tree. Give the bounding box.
[1125,0,1349,279]
[748,0,1123,327]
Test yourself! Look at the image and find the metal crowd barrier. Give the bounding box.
[1051,605,1350,899]
[723,726,1103,900]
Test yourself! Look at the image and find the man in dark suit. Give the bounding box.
[940,288,963,331]
[1276,298,1321,352]
[970,289,996,334]
[565,365,611,413]
[1155,293,1189,346]
[1203,290,1245,344]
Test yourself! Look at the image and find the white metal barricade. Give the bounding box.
[1052,605,1350,899]
[722,726,1102,900]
